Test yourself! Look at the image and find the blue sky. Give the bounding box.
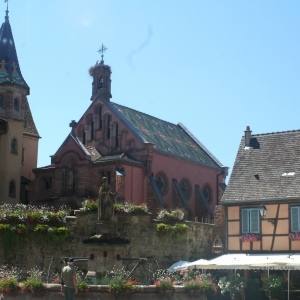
[4,1,300,181]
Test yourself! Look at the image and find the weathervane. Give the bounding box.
[97,44,107,64]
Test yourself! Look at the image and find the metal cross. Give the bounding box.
[97,44,107,63]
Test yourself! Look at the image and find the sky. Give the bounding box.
[4,1,300,181]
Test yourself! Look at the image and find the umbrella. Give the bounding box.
[168,260,190,272]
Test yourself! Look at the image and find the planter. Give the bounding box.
[159,289,174,294]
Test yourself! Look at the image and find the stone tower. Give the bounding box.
[0,8,40,204]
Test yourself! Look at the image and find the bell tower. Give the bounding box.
[0,4,40,204]
[90,44,112,101]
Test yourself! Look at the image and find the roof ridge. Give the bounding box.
[250,129,300,137]
[111,102,177,127]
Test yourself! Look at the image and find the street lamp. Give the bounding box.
[259,204,267,218]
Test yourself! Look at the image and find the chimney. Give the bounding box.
[244,126,252,147]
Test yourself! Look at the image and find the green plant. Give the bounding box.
[156,223,189,240]
[154,278,175,291]
[81,199,98,212]
[246,278,260,290]
[0,277,20,296]
[0,223,28,251]
[77,281,89,296]
[266,274,285,299]
[113,203,148,214]
[109,279,139,294]
[33,224,68,244]
[184,279,202,291]
[218,273,244,299]
[22,279,46,295]
[114,203,127,213]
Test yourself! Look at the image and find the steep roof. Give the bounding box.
[110,102,222,169]
[23,97,40,138]
[221,129,300,203]
[0,10,29,90]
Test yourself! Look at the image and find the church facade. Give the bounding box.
[0,9,40,204]
[30,54,227,220]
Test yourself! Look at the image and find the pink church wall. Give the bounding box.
[123,165,143,203]
[152,152,222,212]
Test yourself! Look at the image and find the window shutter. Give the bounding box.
[291,207,300,232]
[250,209,260,233]
[242,209,249,233]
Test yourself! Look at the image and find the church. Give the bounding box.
[0,7,40,204]
[29,46,227,220]
[1,7,227,220]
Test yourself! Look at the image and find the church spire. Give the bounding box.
[0,5,29,92]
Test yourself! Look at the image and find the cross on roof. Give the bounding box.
[69,120,77,132]
[97,44,107,64]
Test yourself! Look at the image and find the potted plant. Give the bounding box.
[201,280,217,296]
[184,279,203,293]
[77,281,89,296]
[218,273,244,299]
[154,278,175,293]
[157,208,184,223]
[108,279,139,294]
[266,274,284,300]
[22,278,46,296]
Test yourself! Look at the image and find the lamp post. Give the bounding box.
[259,204,267,218]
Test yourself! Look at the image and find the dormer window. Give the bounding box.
[14,98,19,111]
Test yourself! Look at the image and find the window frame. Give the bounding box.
[241,208,261,234]
[291,206,300,232]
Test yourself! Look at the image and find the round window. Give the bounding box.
[155,172,168,196]
[180,178,191,200]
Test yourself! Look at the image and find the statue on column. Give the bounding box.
[98,177,117,221]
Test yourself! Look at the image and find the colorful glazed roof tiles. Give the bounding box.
[23,97,40,138]
[222,129,300,202]
[111,102,222,168]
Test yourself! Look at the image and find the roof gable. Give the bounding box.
[222,129,300,203]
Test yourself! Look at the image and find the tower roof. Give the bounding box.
[0,9,29,90]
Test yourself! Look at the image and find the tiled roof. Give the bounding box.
[85,146,101,161]
[221,130,300,202]
[111,102,222,168]
[23,97,40,138]
[0,12,29,89]
[93,152,142,164]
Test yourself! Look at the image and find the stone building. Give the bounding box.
[0,8,40,204]
[30,52,227,220]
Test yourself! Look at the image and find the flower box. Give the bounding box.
[289,232,300,241]
[239,233,260,242]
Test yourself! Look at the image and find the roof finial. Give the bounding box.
[97,44,108,64]
[4,0,9,20]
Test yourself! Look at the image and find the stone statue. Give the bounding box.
[98,177,116,221]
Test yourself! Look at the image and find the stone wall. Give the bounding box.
[0,211,224,277]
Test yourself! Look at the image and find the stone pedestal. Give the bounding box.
[96,221,116,234]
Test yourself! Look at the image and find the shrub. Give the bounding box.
[218,274,244,299]
[266,274,285,299]
[34,224,68,244]
[0,223,28,251]
[109,279,139,294]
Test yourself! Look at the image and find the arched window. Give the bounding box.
[202,184,212,203]
[0,95,3,109]
[155,171,169,196]
[99,106,102,130]
[180,178,192,200]
[9,180,16,197]
[11,138,18,154]
[107,115,111,139]
[115,123,119,147]
[14,98,19,111]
